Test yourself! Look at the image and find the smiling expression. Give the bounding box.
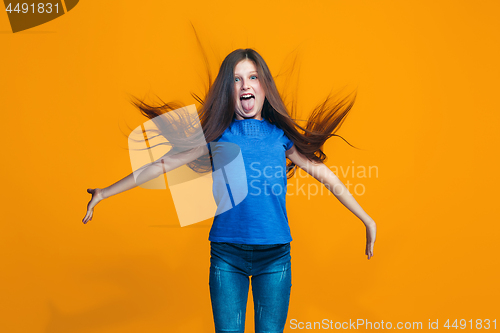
[233,59,265,120]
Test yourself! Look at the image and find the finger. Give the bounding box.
[83,212,89,223]
[83,210,93,224]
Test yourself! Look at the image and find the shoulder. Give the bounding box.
[268,122,294,151]
[206,125,232,153]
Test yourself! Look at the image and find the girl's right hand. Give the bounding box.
[82,188,105,224]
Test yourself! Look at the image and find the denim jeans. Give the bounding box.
[209,241,292,333]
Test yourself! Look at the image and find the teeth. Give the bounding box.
[241,94,253,98]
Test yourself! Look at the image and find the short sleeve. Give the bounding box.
[283,133,294,151]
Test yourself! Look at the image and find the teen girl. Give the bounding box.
[82,48,377,333]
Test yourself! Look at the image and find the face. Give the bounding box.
[233,59,265,120]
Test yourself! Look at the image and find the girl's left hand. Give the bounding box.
[365,221,377,259]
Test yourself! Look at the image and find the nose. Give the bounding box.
[241,78,250,90]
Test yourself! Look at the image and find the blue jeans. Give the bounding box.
[209,241,292,333]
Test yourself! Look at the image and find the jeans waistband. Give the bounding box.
[211,241,289,250]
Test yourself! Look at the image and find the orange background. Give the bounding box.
[1,1,499,332]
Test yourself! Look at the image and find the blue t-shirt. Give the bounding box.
[207,117,294,245]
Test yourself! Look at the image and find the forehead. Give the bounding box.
[234,59,257,75]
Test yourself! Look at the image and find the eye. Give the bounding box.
[251,75,257,79]
[234,77,240,82]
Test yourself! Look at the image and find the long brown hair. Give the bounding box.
[129,46,358,178]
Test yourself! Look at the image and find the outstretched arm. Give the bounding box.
[82,145,209,224]
[286,145,377,259]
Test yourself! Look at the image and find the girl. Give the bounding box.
[83,48,377,333]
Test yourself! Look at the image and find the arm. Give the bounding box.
[286,145,377,259]
[82,144,209,224]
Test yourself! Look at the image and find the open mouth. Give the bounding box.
[240,93,255,100]
[240,93,255,111]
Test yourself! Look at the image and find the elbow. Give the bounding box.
[156,159,169,176]
[154,156,182,175]
[149,159,168,178]
[323,173,343,193]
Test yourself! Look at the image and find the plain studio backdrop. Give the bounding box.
[1,0,498,332]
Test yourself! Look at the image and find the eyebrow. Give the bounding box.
[234,71,258,76]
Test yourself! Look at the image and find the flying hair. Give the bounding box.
[125,23,360,179]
